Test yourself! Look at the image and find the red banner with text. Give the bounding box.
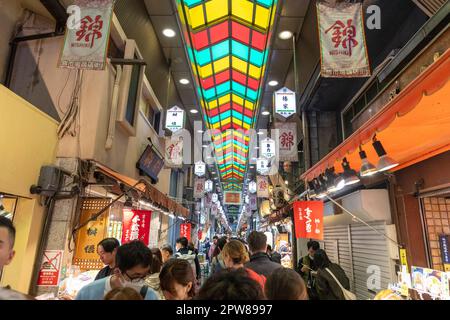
[180,223,192,241]
[293,201,324,240]
[122,210,152,245]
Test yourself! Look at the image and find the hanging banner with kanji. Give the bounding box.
[274,87,296,119]
[180,223,192,241]
[317,1,371,78]
[73,198,109,271]
[122,210,152,246]
[194,178,205,198]
[37,250,64,286]
[275,122,298,162]
[249,194,257,211]
[293,201,324,240]
[164,135,184,168]
[59,0,114,70]
[257,176,269,198]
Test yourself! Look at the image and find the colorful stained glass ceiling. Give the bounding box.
[177,0,278,187]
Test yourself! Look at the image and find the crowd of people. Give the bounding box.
[0,216,403,300]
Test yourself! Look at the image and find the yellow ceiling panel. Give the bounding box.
[206,0,229,23]
[232,94,244,105]
[255,5,270,29]
[248,64,261,79]
[187,5,205,29]
[232,56,248,74]
[208,100,218,110]
[232,0,254,24]
[199,63,213,78]
[213,57,230,73]
[244,100,254,110]
[218,94,231,105]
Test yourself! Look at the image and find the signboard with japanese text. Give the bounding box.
[212,193,218,203]
[256,158,269,175]
[249,194,257,211]
[293,201,324,240]
[211,203,218,216]
[439,234,450,272]
[205,180,214,192]
[261,138,276,159]
[224,192,242,205]
[194,161,206,176]
[257,176,269,198]
[137,145,164,181]
[165,106,185,132]
[73,198,109,271]
[37,250,63,286]
[249,181,257,194]
[275,122,298,162]
[317,2,371,78]
[274,87,296,119]
[164,135,184,168]
[194,178,205,198]
[205,193,212,207]
[180,223,192,241]
[59,0,114,70]
[122,210,152,246]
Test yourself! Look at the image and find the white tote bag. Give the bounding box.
[325,268,357,300]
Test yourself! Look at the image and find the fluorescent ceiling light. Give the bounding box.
[179,78,190,85]
[262,111,270,116]
[162,28,176,38]
[279,30,293,40]
[190,109,199,114]
[268,80,279,87]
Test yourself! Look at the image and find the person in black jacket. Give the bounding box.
[313,249,351,300]
[266,245,281,264]
[95,238,120,280]
[244,231,282,277]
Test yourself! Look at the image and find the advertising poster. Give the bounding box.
[180,223,192,241]
[165,135,184,168]
[293,201,324,240]
[122,210,152,246]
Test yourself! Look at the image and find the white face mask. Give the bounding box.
[119,277,146,292]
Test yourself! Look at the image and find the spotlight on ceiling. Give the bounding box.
[359,147,378,177]
[372,137,399,172]
[268,80,279,87]
[190,109,199,114]
[262,111,271,116]
[197,130,204,133]
[278,30,293,40]
[257,131,264,135]
[341,157,360,186]
[162,28,176,38]
[325,167,345,193]
[179,78,190,85]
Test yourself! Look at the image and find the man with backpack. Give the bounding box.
[175,237,201,283]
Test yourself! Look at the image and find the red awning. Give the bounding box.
[301,49,450,181]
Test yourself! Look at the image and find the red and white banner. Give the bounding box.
[122,210,152,245]
[293,201,324,240]
[317,1,370,78]
[275,122,298,162]
[59,0,114,70]
[257,176,269,198]
[194,178,205,198]
[180,223,192,241]
[165,135,184,168]
[37,250,63,286]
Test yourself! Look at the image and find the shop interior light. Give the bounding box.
[307,180,317,198]
[372,137,399,172]
[325,167,345,193]
[316,174,328,199]
[341,157,360,186]
[359,146,378,177]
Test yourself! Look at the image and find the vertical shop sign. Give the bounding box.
[261,138,276,159]
[293,201,324,240]
[257,176,269,198]
[164,135,184,168]
[180,223,192,241]
[194,178,205,198]
[399,248,409,271]
[59,0,114,70]
[275,122,298,162]
[274,87,296,119]
[249,194,257,211]
[165,106,184,132]
[194,161,206,176]
[439,234,450,272]
[249,181,257,194]
[317,1,371,78]
[122,210,152,246]
[256,158,269,175]
[37,250,63,286]
[205,180,214,192]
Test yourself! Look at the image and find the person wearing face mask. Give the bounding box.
[159,259,196,300]
[297,240,320,300]
[76,241,159,300]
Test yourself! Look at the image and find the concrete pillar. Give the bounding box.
[34,158,79,297]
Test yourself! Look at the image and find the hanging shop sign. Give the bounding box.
[249,194,257,211]
[212,193,219,203]
[37,250,64,287]
[137,145,164,181]
[439,234,450,272]
[73,198,109,271]
[399,248,408,271]
[211,203,218,216]
[224,192,242,205]
[165,106,185,132]
[275,122,298,162]
[274,87,296,119]
[194,161,206,176]
[317,1,371,78]
[293,201,324,240]
[164,135,184,168]
[194,178,205,198]
[205,180,214,192]
[261,138,276,159]
[59,0,114,70]
[122,210,152,246]
[205,193,212,207]
[257,176,269,198]
[180,223,192,241]
[249,181,257,194]
[256,158,269,175]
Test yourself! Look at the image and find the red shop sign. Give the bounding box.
[293,201,324,240]
[180,223,192,241]
[122,210,152,245]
